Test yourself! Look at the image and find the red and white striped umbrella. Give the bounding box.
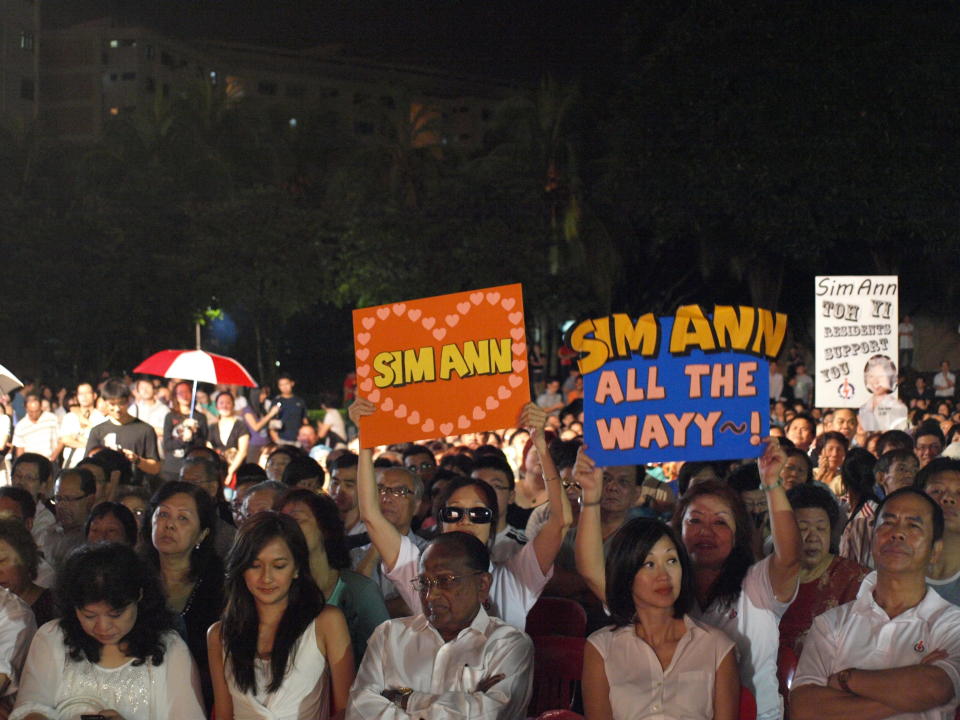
[134,350,257,387]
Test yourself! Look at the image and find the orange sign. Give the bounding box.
[352,284,530,446]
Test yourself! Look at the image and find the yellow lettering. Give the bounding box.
[489,338,512,374]
[402,347,435,384]
[751,309,788,358]
[612,313,659,358]
[373,351,399,388]
[439,344,469,380]
[712,306,755,352]
[669,305,717,354]
[570,319,610,375]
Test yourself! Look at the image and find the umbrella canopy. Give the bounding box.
[0,364,24,395]
[133,349,257,387]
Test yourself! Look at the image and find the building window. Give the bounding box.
[20,78,34,100]
[19,31,33,51]
[121,72,136,81]
[258,81,277,96]
[286,84,306,98]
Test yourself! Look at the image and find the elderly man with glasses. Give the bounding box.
[351,465,429,617]
[346,532,533,719]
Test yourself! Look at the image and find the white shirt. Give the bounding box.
[490,525,526,565]
[0,587,36,697]
[384,533,552,631]
[345,607,533,720]
[934,371,956,398]
[692,555,796,720]
[11,412,59,457]
[587,616,736,720]
[59,408,106,468]
[12,622,205,720]
[794,571,960,720]
[132,399,170,434]
[31,501,55,559]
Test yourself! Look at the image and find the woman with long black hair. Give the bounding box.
[208,512,353,720]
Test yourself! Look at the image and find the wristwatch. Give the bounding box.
[837,668,855,694]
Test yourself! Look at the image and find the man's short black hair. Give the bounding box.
[331,451,358,471]
[472,455,515,490]
[875,487,944,545]
[549,439,581,472]
[100,378,132,402]
[281,455,325,487]
[915,422,946,448]
[402,444,436,463]
[785,413,816,433]
[424,531,490,574]
[12,453,52,485]
[876,429,914,455]
[0,486,36,519]
[59,467,97,497]
[875,448,918,477]
[915,457,960,491]
[277,372,295,382]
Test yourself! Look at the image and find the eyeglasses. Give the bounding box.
[53,493,91,504]
[378,484,414,498]
[408,461,435,472]
[440,506,493,524]
[411,571,483,593]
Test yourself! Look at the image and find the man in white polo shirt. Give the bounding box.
[791,487,960,720]
[11,394,61,463]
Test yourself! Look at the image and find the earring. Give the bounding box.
[194,543,201,550]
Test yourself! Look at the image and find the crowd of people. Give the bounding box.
[0,358,958,719]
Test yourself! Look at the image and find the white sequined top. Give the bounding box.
[11,621,205,720]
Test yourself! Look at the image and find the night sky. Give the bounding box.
[44,0,625,79]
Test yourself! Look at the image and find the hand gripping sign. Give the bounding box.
[570,305,787,465]
[352,284,531,446]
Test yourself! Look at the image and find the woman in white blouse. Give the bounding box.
[583,518,739,720]
[12,542,205,720]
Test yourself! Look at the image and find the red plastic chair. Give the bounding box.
[527,635,586,717]
[536,711,585,720]
[525,596,588,638]
[739,685,757,720]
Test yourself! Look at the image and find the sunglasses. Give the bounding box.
[440,506,493,524]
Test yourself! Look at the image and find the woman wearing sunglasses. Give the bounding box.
[349,398,572,630]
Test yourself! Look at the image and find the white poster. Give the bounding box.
[814,276,902,427]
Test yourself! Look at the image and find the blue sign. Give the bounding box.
[583,317,770,466]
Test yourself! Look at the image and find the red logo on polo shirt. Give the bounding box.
[914,640,925,653]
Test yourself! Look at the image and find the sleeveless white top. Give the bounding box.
[225,618,329,720]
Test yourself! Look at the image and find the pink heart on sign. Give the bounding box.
[497,386,512,400]
[392,303,406,316]
[445,314,459,327]
[360,379,373,392]
[407,308,422,322]
[457,302,471,314]
[381,397,395,412]
[485,395,499,410]
[433,328,447,341]
[357,332,371,345]
[472,406,486,421]
[407,410,421,425]
[422,317,436,330]
[508,312,523,325]
[501,298,516,311]
[512,342,527,355]
[356,348,369,361]
[486,292,501,305]
[512,359,527,373]
[422,419,435,434]
[440,422,454,436]
[510,328,524,341]
[362,317,375,330]
[470,292,484,305]
[457,415,471,429]
[509,375,523,388]
[377,307,390,320]
[368,389,381,402]
[356,365,371,377]
[394,403,408,419]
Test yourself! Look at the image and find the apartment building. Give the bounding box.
[0,0,40,128]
